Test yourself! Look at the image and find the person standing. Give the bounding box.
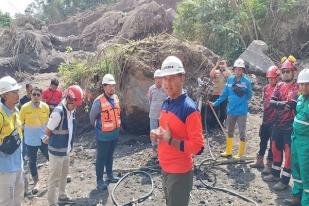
[90,74,121,191]
[43,85,83,206]
[0,76,24,206]
[263,59,299,191]
[207,60,231,130]
[20,83,33,107]
[250,66,280,174]
[42,78,62,112]
[19,87,49,191]
[209,59,252,159]
[289,68,309,206]
[150,56,204,206]
[148,69,167,158]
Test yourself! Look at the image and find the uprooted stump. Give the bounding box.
[60,34,219,134]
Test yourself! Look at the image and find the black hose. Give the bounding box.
[197,157,259,206]
[111,170,154,206]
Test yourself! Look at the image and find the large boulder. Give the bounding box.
[239,40,275,75]
[79,35,219,134]
[48,0,175,51]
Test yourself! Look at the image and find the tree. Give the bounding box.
[0,11,12,27]
[174,0,300,61]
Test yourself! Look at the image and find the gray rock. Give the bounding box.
[239,40,275,75]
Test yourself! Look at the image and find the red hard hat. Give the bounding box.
[66,85,84,106]
[266,66,280,78]
[281,59,296,71]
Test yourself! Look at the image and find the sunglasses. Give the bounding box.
[66,96,77,101]
[32,93,41,97]
[281,70,292,74]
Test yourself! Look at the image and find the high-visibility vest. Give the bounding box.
[0,106,22,144]
[100,95,121,132]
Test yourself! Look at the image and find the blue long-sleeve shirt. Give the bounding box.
[213,75,252,116]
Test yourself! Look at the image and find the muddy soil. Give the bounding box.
[23,113,292,206]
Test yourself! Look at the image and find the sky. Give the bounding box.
[0,0,34,16]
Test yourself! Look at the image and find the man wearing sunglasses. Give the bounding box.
[263,58,299,191]
[19,87,49,192]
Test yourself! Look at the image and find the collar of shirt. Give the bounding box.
[167,91,187,104]
[0,102,17,116]
[31,101,43,109]
[61,99,75,118]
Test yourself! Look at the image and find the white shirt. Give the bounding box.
[47,100,75,154]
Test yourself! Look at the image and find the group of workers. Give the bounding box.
[0,53,308,206]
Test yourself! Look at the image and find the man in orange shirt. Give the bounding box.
[150,56,204,206]
[42,78,63,111]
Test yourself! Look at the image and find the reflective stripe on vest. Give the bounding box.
[294,118,309,126]
[100,95,121,132]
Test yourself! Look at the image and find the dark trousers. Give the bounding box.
[162,171,193,206]
[206,95,227,130]
[27,142,49,178]
[271,128,292,185]
[258,123,273,161]
[96,139,117,182]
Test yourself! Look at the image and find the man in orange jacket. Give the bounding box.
[150,56,204,206]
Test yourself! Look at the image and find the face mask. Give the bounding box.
[281,72,293,82]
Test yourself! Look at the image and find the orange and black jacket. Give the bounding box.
[158,93,205,173]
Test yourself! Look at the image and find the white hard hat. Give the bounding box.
[233,58,246,69]
[154,69,161,78]
[297,68,309,83]
[102,74,116,85]
[0,76,21,95]
[160,56,185,77]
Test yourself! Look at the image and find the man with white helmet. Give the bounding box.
[90,74,121,191]
[209,58,252,159]
[288,68,309,206]
[0,76,24,206]
[150,56,204,206]
[148,69,167,159]
[43,85,84,205]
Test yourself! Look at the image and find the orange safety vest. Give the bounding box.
[99,95,121,132]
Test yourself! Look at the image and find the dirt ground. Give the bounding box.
[23,112,292,206]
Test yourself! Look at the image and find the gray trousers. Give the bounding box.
[226,115,247,141]
[162,171,193,206]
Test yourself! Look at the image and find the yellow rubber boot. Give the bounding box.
[220,137,233,157]
[233,140,246,159]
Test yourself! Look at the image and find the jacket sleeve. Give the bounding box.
[89,99,101,127]
[181,111,205,155]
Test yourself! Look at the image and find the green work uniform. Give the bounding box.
[291,95,309,206]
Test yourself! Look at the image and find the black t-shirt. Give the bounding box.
[20,95,31,107]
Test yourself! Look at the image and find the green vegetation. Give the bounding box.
[0,11,12,27]
[59,43,131,88]
[174,0,300,61]
[25,0,117,23]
